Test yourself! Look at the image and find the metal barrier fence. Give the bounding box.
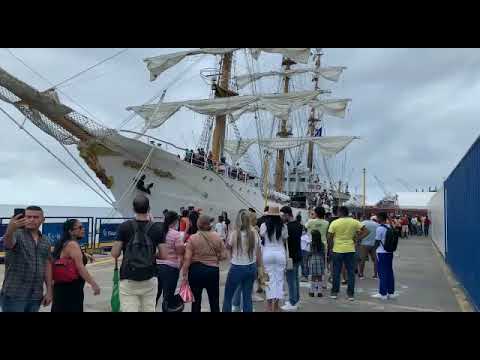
[93,216,164,250]
[0,216,164,259]
[444,136,480,311]
[94,217,130,250]
[0,216,94,258]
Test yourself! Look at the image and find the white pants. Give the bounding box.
[262,246,286,300]
[120,278,158,312]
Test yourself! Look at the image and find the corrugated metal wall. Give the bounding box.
[428,187,445,257]
[445,136,480,311]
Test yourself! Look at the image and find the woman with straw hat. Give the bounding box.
[259,206,288,312]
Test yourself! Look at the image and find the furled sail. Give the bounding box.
[144,48,312,81]
[234,66,347,89]
[127,90,323,130]
[229,98,351,122]
[248,48,311,64]
[145,48,239,81]
[224,136,359,162]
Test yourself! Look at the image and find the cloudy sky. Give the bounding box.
[1,48,479,208]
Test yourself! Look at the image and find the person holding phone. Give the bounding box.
[0,206,53,312]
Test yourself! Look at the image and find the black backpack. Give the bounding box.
[381,224,399,253]
[122,221,156,281]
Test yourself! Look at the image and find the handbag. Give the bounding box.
[165,294,185,313]
[53,257,80,283]
[179,280,194,303]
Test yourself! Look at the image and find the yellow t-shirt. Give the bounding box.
[328,217,363,253]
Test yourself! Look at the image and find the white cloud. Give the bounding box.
[1,48,479,207]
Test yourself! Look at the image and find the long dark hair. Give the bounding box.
[265,215,283,242]
[311,230,324,253]
[187,210,199,235]
[53,219,80,260]
[162,211,179,241]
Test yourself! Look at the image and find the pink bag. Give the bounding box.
[179,280,195,303]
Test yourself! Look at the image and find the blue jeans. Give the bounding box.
[377,253,395,296]
[1,295,41,312]
[222,263,257,312]
[285,261,301,306]
[301,250,311,278]
[232,286,242,308]
[331,252,356,297]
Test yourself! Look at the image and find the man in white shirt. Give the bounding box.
[214,215,227,243]
[372,212,396,300]
[411,217,417,235]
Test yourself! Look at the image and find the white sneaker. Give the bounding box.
[232,305,241,312]
[281,303,298,312]
[371,293,388,300]
[387,293,398,299]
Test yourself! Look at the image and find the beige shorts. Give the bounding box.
[359,245,376,261]
[120,277,158,312]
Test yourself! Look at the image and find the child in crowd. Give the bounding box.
[309,230,325,297]
[300,227,311,282]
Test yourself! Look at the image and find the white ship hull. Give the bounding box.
[98,134,269,220]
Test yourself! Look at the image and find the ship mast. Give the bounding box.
[274,57,294,192]
[307,51,322,172]
[211,52,234,162]
[0,67,94,143]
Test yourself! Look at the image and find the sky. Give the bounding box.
[0,48,479,208]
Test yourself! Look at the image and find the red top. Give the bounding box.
[179,217,190,232]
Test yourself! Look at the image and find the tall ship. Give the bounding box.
[0,48,358,219]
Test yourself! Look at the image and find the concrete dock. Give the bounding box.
[0,235,467,312]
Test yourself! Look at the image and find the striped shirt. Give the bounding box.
[156,229,184,268]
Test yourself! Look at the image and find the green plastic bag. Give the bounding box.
[111,259,121,312]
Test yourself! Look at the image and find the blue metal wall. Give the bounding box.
[445,136,480,311]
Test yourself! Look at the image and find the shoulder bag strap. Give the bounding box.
[199,231,220,260]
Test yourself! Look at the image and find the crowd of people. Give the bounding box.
[359,213,431,238]
[1,197,428,312]
[183,148,255,182]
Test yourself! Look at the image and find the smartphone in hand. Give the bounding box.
[13,208,25,219]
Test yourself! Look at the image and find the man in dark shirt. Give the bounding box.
[280,206,303,311]
[111,195,166,312]
[256,206,269,228]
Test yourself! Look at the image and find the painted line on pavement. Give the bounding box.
[432,243,474,312]
[87,258,115,267]
[352,299,443,312]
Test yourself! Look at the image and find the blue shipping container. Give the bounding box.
[445,136,480,311]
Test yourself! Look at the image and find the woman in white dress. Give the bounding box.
[260,206,288,312]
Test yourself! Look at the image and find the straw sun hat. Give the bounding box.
[264,206,281,217]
